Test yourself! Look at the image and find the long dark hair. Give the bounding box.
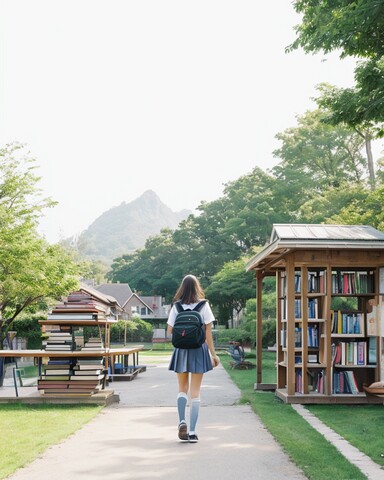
[173,274,205,304]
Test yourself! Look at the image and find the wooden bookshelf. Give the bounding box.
[247,224,384,404]
[34,289,128,397]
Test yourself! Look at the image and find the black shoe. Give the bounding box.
[188,433,198,443]
[178,422,188,441]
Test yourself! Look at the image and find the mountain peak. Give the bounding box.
[71,191,192,264]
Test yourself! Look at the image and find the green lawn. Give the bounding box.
[220,351,384,480]
[1,349,382,480]
[0,404,102,479]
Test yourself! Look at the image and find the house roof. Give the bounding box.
[96,283,133,307]
[246,224,384,274]
[125,293,154,312]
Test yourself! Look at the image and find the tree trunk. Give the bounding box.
[365,135,375,188]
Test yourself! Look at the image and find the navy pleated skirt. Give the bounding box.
[168,343,213,373]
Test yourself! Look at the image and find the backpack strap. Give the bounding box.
[175,300,207,312]
[193,300,207,312]
[175,301,184,313]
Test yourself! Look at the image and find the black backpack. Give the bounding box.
[171,300,207,349]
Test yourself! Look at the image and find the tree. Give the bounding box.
[0,144,81,383]
[289,1,384,58]
[329,184,384,232]
[289,1,384,134]
[314,82,384,186]
[221,167,286,249]
[205,258,256,327]
[298,184,369,224]
[108,228,183,300]
[272,109,367,196]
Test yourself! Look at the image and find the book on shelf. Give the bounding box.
[71,374,105,380]
[43,369,72,375]
[44,363,72,369]
[76,358,104,364]
[307,368,325,393]
[82,337,104,350]
[308,353,318,363]
[294,272,301,294]
[333,370,359,394]
[314,370,325,394]
[331,270,374,295]
[73,369,102,375]
[39,375,72,381]
[75,364,104,370]
[308,298,318,319]
[331,311,364,335]
[295,327,302,347]
[294,299,302,319]
[368,337,377,365]
[295,370,302,393]
[46,359,73,365]
[47,313,98,320]
[332,341,366,366]
[294,354,302,365]
[307,325,319,347]
[308,270,325,294]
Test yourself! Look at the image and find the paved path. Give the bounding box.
[7,354,307,480]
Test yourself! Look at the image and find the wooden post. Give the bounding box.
[256,270,263,385]
[302,266,308,394]
[286,254,296,396]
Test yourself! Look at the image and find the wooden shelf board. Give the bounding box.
[275,388,383,404]
[39,319,117,325]
[334,364,376,368]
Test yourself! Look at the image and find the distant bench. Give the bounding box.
[108,346,146,381]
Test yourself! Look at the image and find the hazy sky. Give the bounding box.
[1,1,369,243]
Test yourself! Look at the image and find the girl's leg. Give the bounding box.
[176,373,189,439]
[189,373,203,436]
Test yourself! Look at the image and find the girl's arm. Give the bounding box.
[205,322,220,367]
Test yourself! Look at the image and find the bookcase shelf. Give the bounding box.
[37,290,119,397]
[276,265,380,400]
[247,224,384,404]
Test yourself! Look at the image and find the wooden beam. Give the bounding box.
[256,271,263,385]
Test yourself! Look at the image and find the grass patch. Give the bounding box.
[17,365,39,379]
[307,404,384,468]
[0,404,102,479]
[220,353,367,480]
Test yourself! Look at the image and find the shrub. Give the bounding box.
[216,318,276,349]
[13,316,45,348]
[110,318,153,343]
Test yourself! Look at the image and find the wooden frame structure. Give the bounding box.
[247,224,384,404]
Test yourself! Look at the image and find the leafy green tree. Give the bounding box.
[314,82,382,186]
[81,259,110,286]
[289,1,384,134]
[108,229,183,300]
[273,109,367,195]
[289,1,384,58]
[205,258,256,326]
[221,167,286,249]
[298,184,369,224]
[329,184,384,231]
[0,144,80,382]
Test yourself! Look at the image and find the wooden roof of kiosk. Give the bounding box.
[246,224,384,399]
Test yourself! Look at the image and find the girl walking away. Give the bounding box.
[167,274,220,443]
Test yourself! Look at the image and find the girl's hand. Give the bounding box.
[212,355,220,367]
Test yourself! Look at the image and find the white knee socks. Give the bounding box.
[189,397,201,435]
[177,392,188,423]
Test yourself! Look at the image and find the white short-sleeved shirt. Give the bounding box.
[167,301,215,327]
